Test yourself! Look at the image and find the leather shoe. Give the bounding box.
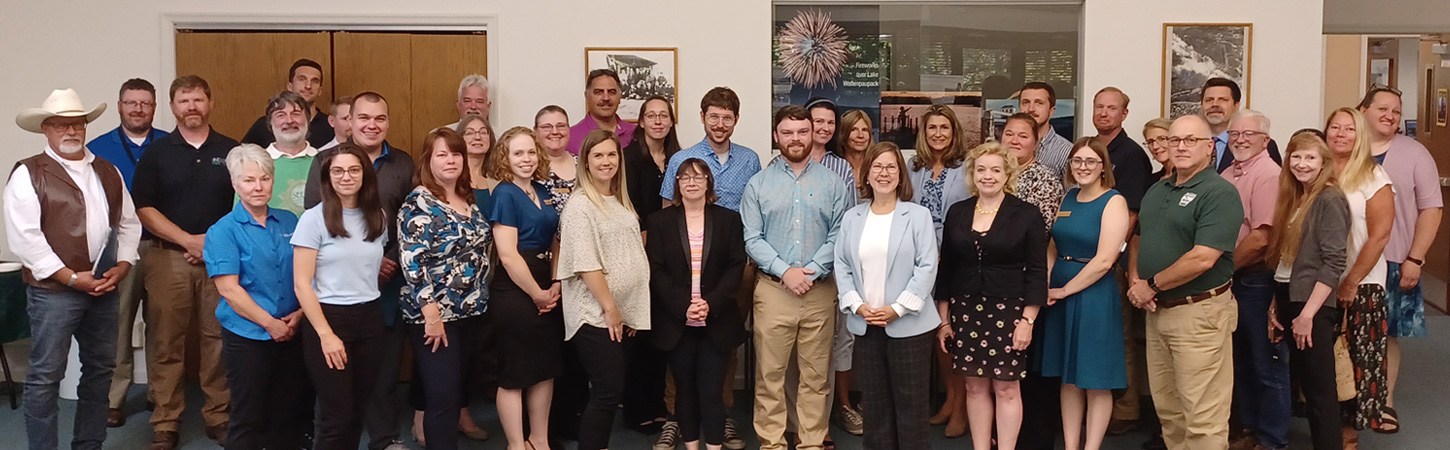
[149,431,178,450]
[1106,418,1140,435]
[106,408,125,428]
[206,423,229,447]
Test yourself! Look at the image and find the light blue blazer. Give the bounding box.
[834,201,941,338]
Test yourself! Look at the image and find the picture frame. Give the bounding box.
[1437,89,1447,127]
[585,47,679,122]
[1161,23,1253,118]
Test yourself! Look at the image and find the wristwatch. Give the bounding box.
[1019,316,1035,326]
[1405,256,1425,267]
[66,272,78,288]
[1147,276,1163,293]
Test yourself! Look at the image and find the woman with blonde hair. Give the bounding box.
[1266,133,1350,450]
[1142,118,1174,181]
[1324,107,1394,448]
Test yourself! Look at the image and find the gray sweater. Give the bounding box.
[1286,187,1350,303]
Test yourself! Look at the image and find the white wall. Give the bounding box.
[1081,0,1326,143]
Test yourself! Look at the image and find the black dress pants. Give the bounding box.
[572,325,633,450]
[669,327,730,445]
[1278,283,1343,450]
[407,315,483,450]
[303,301,385,450]
[221,329,309,450]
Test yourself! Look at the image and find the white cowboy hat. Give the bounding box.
[15,88,107,134]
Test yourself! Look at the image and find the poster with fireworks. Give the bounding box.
[773,7,884,143]
[1161,23,1252,118]
[586,47,678,122]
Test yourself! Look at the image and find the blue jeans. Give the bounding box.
[24,285,118,450]
[1231,272,1290,449]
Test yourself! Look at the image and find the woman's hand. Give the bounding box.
[319,333,348,370]
[1046,288,1068,306]
[687,298,709,322]
[603,306,624,342]
[937,324,955,354]
[1292,313,1315,350]
[1011,320,1034,351]
[1336,280,1358,308]
[263,318,293,342]
[424,319,449,352]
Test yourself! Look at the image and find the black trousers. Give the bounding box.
[1278,284,1343,450]
[856,327,934,450]
[623,330,669,427]
[409,312,498,411]
[573,325,633,450]
[552,340,590,441]
[669,327,730,445]
[1019,324,1063,450]
[407,316,483,450]
[221,329,309,450]
[364,321,404,450]
[303,301,385,450]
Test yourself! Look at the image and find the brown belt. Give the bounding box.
[1158,283,1231,309]
[758,269,782,283]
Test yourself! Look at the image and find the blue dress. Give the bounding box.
[1036,188,1127,390]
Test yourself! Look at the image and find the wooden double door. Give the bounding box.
[176,30,487,153]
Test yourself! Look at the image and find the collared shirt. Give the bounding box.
[398,187,491,325]
[203,203,299,341]
[770,152,858,204]
[566,114,637,155]
[1224,150,1280,247]
[661,139,762,211]
[1037,129,1073,179]
[242,107,335,149]
[1104,130,1153,211]
[1213,129,1231,172]
[1137,167,1243,300]
[3,147,143,280]
[318,137,341,152]
[131,127,240,239]
[263,143,318,217]
[87,126,168,189]
[1378,134,1444,262]
[741,159,850,280]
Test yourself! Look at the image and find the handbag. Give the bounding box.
[1334,315,1356,402]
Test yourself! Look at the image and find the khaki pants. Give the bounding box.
[752,275,837,450]
[144,243,228,430]
[109,243,148,408]
[1146,290,1237,450]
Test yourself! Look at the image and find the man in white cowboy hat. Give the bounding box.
[5,88,142,450]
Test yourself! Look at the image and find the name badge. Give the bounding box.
[543,199,555,206]
[1179,192,1197,207]
[1057,211,1071,218]
[556,187,572,194]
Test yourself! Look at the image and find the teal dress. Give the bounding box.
[1036,188,1127,390]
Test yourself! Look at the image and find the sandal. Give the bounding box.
[823,437,836,450]
[1374,406,1400,434]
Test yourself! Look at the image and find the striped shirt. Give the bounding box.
[687,229,705,327]
[1037,130,1073,180]
[661,139,762,211]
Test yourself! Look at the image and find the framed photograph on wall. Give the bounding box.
[585,47,678,122]
[1437,89,1448,127]
[1162,23,1253,118]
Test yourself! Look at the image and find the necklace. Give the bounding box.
[975,204,999,215]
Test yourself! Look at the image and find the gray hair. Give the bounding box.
[226,144,275,181]
[265,91,311,120]
[1231,109,1271,134]
[457,74,489,101]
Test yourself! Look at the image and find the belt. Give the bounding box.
[154,239,186,253]
[1058,255,1092,263]
[758,269,782,283]
[1157,283,1231,309]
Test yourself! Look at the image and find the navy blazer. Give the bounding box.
[645,205,748,352]
[834,201,942,338]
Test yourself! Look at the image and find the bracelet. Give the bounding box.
[66,272,78,288]
[425,318,442,325]
[1017,317,1035,326]
[1405,256,1425,267]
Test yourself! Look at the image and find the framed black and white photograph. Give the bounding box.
[585,47,678,122]
[1162,23,1252,118]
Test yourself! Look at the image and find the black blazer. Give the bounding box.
[936,194,1048,306]
[646,204,748,352]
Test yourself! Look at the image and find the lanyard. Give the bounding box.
[119,130,155,165]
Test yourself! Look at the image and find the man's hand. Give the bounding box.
[781,267,816,296]
[1399,261,1422,291]
[71,271,113,296]
[1336,279,1358,308]
[91,262,132,294]
[1127,279,1157,312]
[182,234,206,263]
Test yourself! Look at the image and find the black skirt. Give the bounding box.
[490,248,565,389]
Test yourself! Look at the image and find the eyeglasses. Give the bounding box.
[45,121,87,132]
[869,164,899,174]
[329,167,364,178]
[642,112,672,123]
[705,114,736,125]
[536,123,568,132]
[1226,130,1266,140]
[463,129,488,139]
[1141,136,1169,146]
[1069,158,1103,168]
[676,174,709,183]
[1166,136,1212,147]
[120,100,156,108]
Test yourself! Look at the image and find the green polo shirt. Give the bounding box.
[1137,167,1244,299]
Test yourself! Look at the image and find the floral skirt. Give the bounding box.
[947,295,1027,381]
[1343,284,1387,430]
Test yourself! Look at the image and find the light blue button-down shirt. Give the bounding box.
[741,158,850,280]
[660,139,762,211]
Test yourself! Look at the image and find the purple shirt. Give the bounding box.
[1378,135,1443,262]
[567,113,636,155]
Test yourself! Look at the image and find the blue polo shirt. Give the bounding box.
[86,126,168,189]
[204,203,301,341]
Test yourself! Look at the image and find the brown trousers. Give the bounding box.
[752,276,837,450]
[144,243,228,430]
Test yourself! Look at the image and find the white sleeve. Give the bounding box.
[3,166,67,279]
[115,166,142,264]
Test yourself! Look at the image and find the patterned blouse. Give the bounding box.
[921,174,946,227]
[544,156,578,215]
[1014,161,1065,230]
[398,187,492,325]
[557,194,651,340]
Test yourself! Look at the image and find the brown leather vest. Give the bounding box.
[9,154,123,289]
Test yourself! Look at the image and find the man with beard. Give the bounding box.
[1202,77,1279,171]
[87,78,167,428]
[130,75,240,450]
[660,87,760,211]
[260,91,317,216]
[742,105,850,450]
[8,88,142,450]
[242,58,333,148]
[304,92,417,450]
[567,69,637,154]
[438,74,490,130]
[1018,82,1072,178]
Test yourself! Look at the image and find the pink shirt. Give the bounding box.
[567,113,636,155]
[1378,135,1444,262]
[1226,149,1281,247]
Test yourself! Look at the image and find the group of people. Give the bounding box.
[9,54,1439,450]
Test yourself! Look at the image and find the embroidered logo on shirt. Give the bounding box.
[1179,192,1197,207]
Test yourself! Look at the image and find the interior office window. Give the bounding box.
[773,2,1081,150]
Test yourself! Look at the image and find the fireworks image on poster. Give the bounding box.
[777,9,850,89]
